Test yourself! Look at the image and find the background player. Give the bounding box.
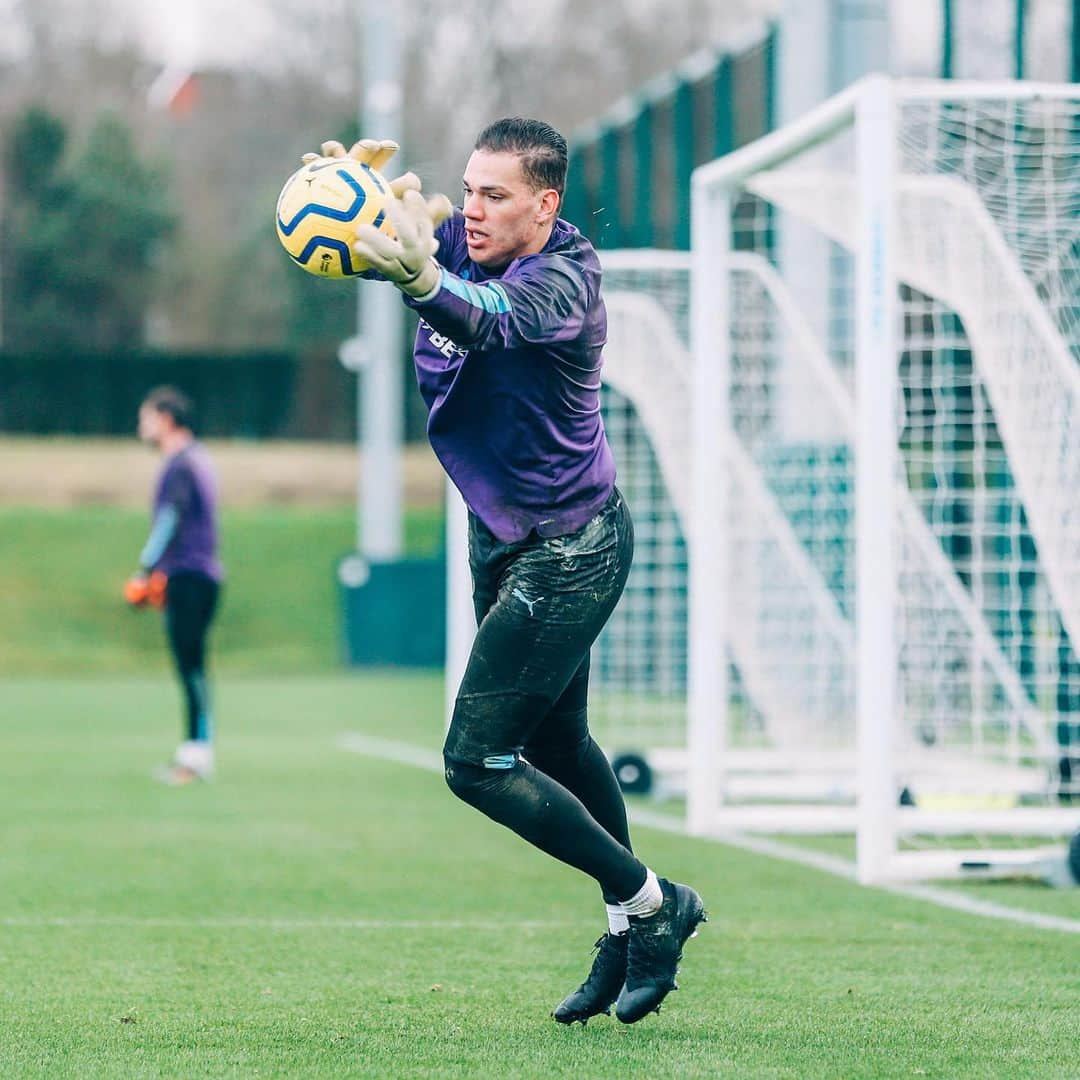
[131,385,223,785]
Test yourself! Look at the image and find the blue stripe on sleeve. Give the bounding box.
[140,504,179,569]
[440,271,511,314]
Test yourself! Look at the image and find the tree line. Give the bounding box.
[0,0,770,354]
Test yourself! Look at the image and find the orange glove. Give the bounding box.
[147,570,168,609]
[124,571,168,609]
[124,574,149,607]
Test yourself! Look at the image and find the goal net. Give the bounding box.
[590,77,1080,884]
[588,253,693,786]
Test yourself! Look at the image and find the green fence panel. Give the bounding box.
[1073,0,1080,80]
[633,105,655,248]
[1015,0,1027,79]
[598,126,623,248]
[673,79,695,250]
[713,56,735,161]
[561,27,777,253]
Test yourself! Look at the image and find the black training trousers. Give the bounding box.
[443,488,646,902]
[164,571,220,742]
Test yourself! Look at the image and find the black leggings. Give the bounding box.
[164,571,220,742]
[443,489,645,903]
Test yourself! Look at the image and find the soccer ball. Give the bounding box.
[275,156,394,279]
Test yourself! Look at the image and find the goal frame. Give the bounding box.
[690,74,1080,884]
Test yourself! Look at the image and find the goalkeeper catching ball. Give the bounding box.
[315,120,704,1024]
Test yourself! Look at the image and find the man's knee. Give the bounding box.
[442,753,516,804]
[443,755,478,800]
[443,688,541,776]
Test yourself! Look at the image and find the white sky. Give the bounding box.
[0,0,284,68]
[100,0,281,68]
[0,0,1070,82]
[0,0,923,70]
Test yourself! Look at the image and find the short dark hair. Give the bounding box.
[474,117,568,204]
[142,385,195,432]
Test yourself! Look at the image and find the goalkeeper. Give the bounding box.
[130,386,223,785]
[321,119,704,1024]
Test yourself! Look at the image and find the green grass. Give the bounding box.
[1,673,1078,1079]
[0,507,444,675]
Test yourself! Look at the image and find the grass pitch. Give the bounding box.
[0,506,443,675]
[1,674,1077,1079]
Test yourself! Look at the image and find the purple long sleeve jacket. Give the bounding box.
[403,210,616,543]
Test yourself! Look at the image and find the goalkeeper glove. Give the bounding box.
[124,570,168,610]
[301,138,453,298]
[353,187,454,299]
[301,139,423,200]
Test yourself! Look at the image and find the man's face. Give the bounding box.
[138,404,167,448]
[461,150,556,270]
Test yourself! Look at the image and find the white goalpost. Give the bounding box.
[445,76,1080,887]
[589,76,1080,886]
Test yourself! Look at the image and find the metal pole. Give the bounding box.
[854,75,898,886]
[357,5,404,560]
[775,0,832,438]
[687,170,729,836]
[444,480,474,726]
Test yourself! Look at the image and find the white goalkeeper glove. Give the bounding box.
[353,187,454,300]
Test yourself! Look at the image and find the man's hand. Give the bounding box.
[301,139,422,199]
[300,138,453,297]
[354,188,454,299]
[124,570,168,610]
[124,573,148,608]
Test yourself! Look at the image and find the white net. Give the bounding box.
[594,84,1080,873]
[591,254,692,758]
[732,89,1080,812]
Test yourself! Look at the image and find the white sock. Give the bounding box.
[175,739,214,777]
[605,903,630,935]
[619,868,663,917]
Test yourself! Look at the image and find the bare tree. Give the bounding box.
[0,0,782,347]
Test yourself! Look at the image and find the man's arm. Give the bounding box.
[354,191,592,351]
[125,501,178,608]
[139,504,180,570]
[407,256,591,351]
[139,464,193,569]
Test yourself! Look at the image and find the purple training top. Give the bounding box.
[404,211,616,543]
[151,443,223,581]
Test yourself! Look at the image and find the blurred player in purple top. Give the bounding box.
[304,120,706,1024]
[132,386,223,786]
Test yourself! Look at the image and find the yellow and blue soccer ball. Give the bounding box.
[275,156,394,278]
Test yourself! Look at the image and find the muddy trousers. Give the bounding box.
[443,489,646,903]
